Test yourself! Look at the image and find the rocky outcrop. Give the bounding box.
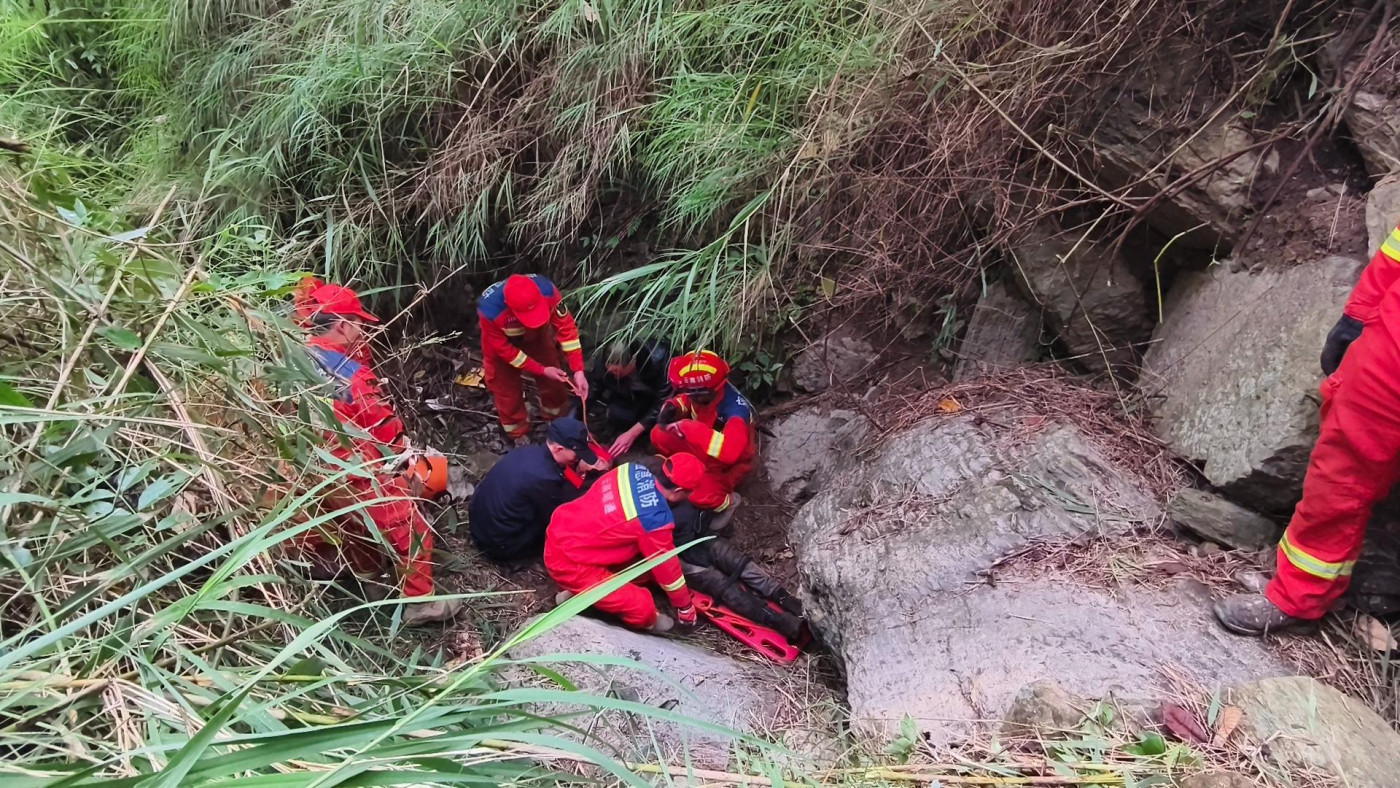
[1141,256,1363,514]
[1168,489,1279,551]
[793,329,875,393]
[1095,110,1279,249]
[1007,224,1152,370]
[790,415,1287,742]
[764,407,871,501]
[508,616,836,769]
[954,281,1042,380]
[1229,676,1400,787]
[1000,680,1086,739]
[1367,173,1400,256]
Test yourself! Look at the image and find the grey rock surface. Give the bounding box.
[1168,488,1280,551]
[791,415,1288,742]
[1229,676,1400,787]
[1141,256,1363,513]
[509,616,836,769]
[954,280,1042,380]
[1179,772,1264,788]
[1367,173,1400,256]
[1000,680,1087,739]
[1347,87,1400,177]
[793,329,876,393]
[764,407,871,502]
[1008,224,1152,370]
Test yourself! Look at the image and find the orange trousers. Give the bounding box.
[299,470,436,598]
[1266,324,1400,619]
[483,329,569,438]
[650,427,752,510]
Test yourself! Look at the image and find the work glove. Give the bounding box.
[1320,314,1364,376]
[674,604,698,632]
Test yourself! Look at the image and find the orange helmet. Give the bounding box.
[667,350,729,394]
[404,453,449,499]
[503,274,550,329]
[294,276,379,325]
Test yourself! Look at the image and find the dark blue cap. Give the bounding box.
[546,418,599,464]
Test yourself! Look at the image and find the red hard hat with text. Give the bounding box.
[299,278,378,323]
[667,350,729,393]
[661,453,707,491]
[503,274,550,329]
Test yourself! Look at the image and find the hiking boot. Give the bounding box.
[403,598,463,626]
[774,590,804,618]
[649,613,676,634]
[757,606,805,642]
[554,589,575,606]
[1213,593,1303,636]
[706,493,742,532]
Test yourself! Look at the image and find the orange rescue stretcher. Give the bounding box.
[690,590,806,665]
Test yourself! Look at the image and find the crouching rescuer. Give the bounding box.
[294,279,459,626]
[544,455,709,633]
[1214,220,1400,635]
[650,350,756,530]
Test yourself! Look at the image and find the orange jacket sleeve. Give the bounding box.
[549,299,585,373]
[480,314,546,376]
[677,418,751,465]
[637,525,693,611]
[1345,223,1400,324]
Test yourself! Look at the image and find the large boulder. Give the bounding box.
[792,328,875,393]
[953,280,1042,380]
[764,406,871,502]
[791,415,1287,742]
[1167,488,1279,551]
[1367,173,1400,256]
[508,616,836,769]
[1229,676,1400,787]
[1141,256,1363,514]
[1007,224,1152,370]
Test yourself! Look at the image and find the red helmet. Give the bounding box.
[295,276,378,324]
[660,453,707,491]
[503,274,550,329]
[667,350,729,394]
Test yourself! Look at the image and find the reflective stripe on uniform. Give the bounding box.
[502,422,530,436]
[540,404,566,417]
[706,431,724,459]
[508,350,529,368]
[504,328,527,337]
[660,576,687,592]
[617,463,639,521]
[559,339,582,353]
[1279,532,1355,580]
[1381,228,1400,262]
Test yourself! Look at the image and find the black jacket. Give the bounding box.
[587,338,672,431]
[469,445,573,561]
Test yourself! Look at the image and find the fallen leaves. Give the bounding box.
[455,367,486,388]
[1211,705,1242,746]
[937,397,962,413]
[1160,702,1209,744]
[1352,613,1399,652]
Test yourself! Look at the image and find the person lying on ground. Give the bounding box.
[477,274,587,444]
[291,278,458,626]
[1215,219,1400,636]
[544,454,709,634]
[650,350,756,532]
[582,337,673,458]
[668,496,806,642]
[469,417,610,566]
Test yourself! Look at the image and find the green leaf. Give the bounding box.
[137,473,189,511]
[140,685,256,788]
[0,381,34,408]
[100,326,143,351]
[1123,731,1167,756]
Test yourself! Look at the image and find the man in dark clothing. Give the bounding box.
[469,418,606,564]
[585,338,672,458]
[670,499,806,642]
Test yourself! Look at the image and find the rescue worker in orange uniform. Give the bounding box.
[544,454,708,633]
[1215,221,1400,635]
[478,274,588,443]
[649,350,756,531]
[295,279,459,626]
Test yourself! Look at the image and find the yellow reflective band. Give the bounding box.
[617,464,639,521]
[503,328,527,336]
[680,362,718,376]
[540,405,565,417]
[706,431,724,459]
[560,339,582,352]
[661,576,687,592]
[1381,235,1400,262]
[508,350,529,369]
[502,422,529,436]
[1279,532,1355,581]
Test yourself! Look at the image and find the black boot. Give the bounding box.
[756,605,804,642]
[773,590,804,617]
